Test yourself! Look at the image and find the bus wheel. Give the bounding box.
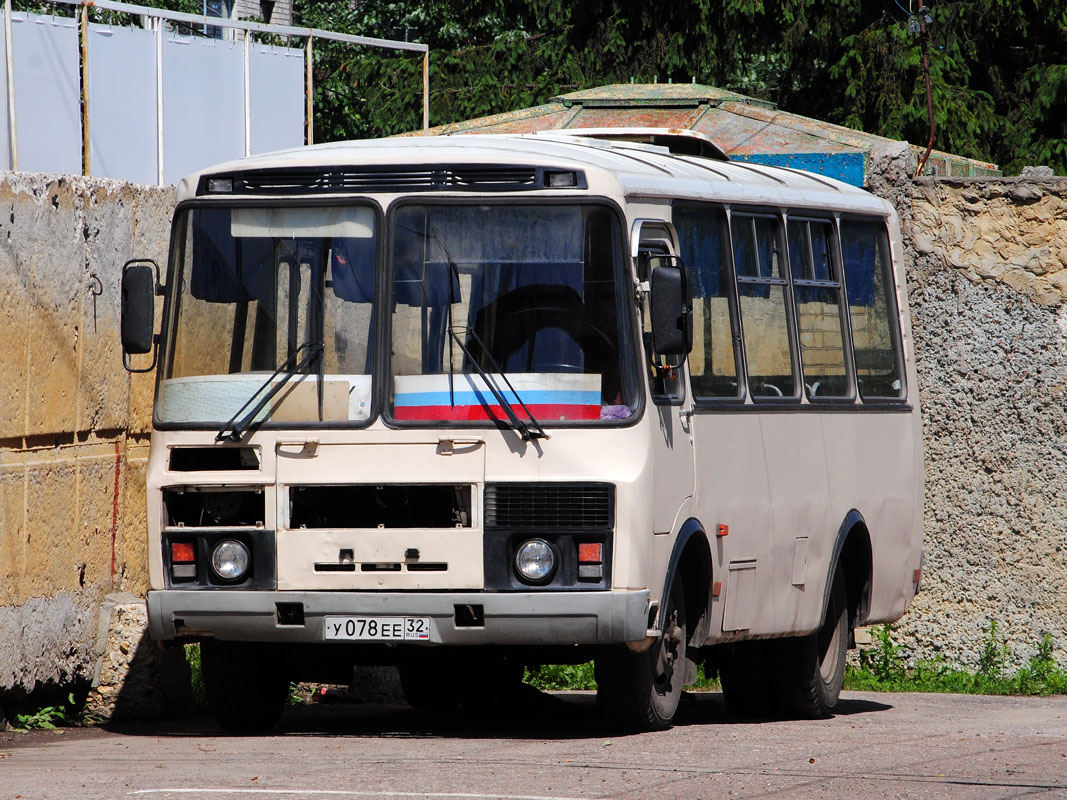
[201,640,289,732]
[718,643,779,718]
[776,568,848,718]
[399,662,460,711]
[595,578,686,732]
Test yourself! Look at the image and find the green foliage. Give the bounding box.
[290,0,1066,174]
[845,624,1067,696]
[524,662,597,691]
[14,694,75,730]
[184,642,208,710]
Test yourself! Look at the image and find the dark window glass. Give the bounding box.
[789,218,849,399]
[733,213,796,398]
[675,205,740,399]
[840,219,905,399]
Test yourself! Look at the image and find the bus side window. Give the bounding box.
[840,219,906,400]
[674,204,741,400]
[732,213,797,399]
[788,218,850,399]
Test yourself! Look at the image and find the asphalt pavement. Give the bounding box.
[2,689,1066,799]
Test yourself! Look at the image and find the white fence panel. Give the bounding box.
[89,23,158,185]
[3,12,81,175]
[250,41,304,157]
[162,33,244,184]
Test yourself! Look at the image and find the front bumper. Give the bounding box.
[147,589,650,645]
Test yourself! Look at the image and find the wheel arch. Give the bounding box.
[659,518,713,647]
[825,510,873,632]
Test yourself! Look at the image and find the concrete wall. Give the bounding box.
[890,175,1067,670]
[1,164,1066,717]
[0,173,171,703]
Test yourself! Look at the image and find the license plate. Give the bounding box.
[323,616,431,641]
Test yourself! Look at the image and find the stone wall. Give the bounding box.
[0,173,172,704]
[889,175,1067,670]
[1,166,1066,719]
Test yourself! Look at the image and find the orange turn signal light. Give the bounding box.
[171,541,196,563]
[717,524,729,537]
[577,543,603,563]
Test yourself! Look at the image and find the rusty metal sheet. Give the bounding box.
[564,106,707,130]
[406,83,999,180]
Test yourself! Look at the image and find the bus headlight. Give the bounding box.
[514,539,556,583]
[211,539,250,582]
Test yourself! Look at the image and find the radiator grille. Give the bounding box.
[484,483,614,529]
[198,165,561,195]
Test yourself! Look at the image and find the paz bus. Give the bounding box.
[120,129,923,732]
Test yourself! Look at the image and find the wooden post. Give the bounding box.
[422,49,429,134]
[305,34,313,145]
[81,1,89,176]
[3,0,15,170]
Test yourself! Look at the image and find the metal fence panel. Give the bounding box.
[89,23,158,185]
[7,12,81,175]
[162,33,244,184]
[250,41,304,157]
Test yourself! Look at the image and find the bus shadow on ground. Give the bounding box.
[102,687,893,740]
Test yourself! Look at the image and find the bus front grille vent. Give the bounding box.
[199,165,556,195]
[484,483,614,529]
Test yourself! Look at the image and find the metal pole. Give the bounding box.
[305,34,313,145]
[422,49,429,134]
[4,0,17,170]
[81,1,90,175]
[155,16,163,185]
[243,29,250,156]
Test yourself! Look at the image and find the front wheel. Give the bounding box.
[596,578,687,732]
[201,641,289,732]
[775,568,848,718]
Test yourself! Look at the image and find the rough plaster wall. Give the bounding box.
[0,172,173,698]
[886,176,1067,670]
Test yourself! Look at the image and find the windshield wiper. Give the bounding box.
[215,341,324,443]
[429,225,547,443]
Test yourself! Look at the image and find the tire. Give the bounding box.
[596,578,687,732]
[775,568,848,719]
[201,641,289,732]
[399,658,460,711]
[717,642,779,718]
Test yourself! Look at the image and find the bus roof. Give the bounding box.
[178,133,892,217]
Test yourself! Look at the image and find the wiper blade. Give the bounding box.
[430,222,546,442]
[447,327,548,442]
[216,341,324,443]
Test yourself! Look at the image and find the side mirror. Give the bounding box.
[649,258,693,357]
[121,259,160,372]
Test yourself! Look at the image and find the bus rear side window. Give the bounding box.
[840,219,905,399]
[788,219,849,399]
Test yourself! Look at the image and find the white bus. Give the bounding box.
[121,130,923,732]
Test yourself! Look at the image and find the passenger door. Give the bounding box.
[634,220,696,537]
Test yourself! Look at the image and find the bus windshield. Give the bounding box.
[159,201,637,429]
[388,203,636,426]
[160,205,377,427]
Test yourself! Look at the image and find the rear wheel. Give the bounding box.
[775,568,848,718]
[399,659,460,711]
[596,578,687,732]
[201,641,289,732]
[458,654,526,716]
[717,643,779,718]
